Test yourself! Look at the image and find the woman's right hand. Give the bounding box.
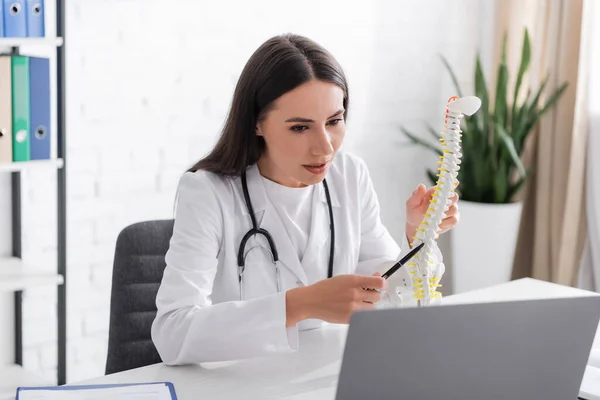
[286,274,387,326]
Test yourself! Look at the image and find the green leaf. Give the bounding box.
[400,127,443,157]
[529,74,550,113]
[524,82,568,136]
[474,55,494,166]
[525,74,550,130]
[506,172,530,202]
[494,33,509,129]
[440,54,463,97]
[475,55,490,136]
[513,88,532,151]
[495,123,527,178]
[470,148,489,196]
[537,82,568,119]
[462,109,485,157]
[512,28,531,129]
[493,161,508,203]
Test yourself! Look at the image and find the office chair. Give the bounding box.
[105,219,174,375]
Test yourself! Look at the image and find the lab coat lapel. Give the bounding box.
[241,165,309,286]
[301,179,341,281]
[260,201,309,285]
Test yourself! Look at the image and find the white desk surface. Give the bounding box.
[66,278,600,399]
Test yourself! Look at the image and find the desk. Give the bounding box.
[79,324,346,399]
[65,278,600,399]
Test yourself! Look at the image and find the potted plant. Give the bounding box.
[401,28,567,293]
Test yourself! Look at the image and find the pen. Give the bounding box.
[381,242,425,279]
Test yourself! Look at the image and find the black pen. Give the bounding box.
[381,242,425,279]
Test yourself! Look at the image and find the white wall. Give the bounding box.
[0,0,491,384]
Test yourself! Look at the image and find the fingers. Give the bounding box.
[450,191,459,203]
[423,186,436,202]
[356,301,376,311]
[412,186,437,210]
[406,184,426,207]
[437,214,460,234]
[356,275,387,291]
[412,184,459,207]
[440,215,459,228]
[445,203,458,217]
[360,288,382,304]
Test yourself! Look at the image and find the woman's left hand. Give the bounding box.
[405,183,460,246]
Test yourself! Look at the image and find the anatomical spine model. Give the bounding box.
[409,95,482,306]
[377,95,481,308]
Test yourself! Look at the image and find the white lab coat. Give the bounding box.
[151,151,445,365]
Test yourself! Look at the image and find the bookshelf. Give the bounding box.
[0,257,64,292]
[0,38,63,47]
[0,158,63,173]
[0,0,67,392]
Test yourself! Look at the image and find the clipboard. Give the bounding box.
[15,381,177,399]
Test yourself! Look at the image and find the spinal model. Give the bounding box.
[377,95,481,308]
[409,95,482,306]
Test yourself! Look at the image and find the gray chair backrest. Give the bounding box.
[105,219,174,375]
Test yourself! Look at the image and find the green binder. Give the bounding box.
[11,56,30,162]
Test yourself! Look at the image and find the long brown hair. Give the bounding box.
[188,33,349,177]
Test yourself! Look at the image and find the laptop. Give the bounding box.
[335,296,600,400]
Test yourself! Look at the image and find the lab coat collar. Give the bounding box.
[238,164,269,216]
[238,164,341,216]
[317,174,341,208]
[235,164,341,286]
[237,164,308,285]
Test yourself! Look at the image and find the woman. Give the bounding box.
[151,33,458,365]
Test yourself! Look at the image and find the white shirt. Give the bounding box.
[261,176,314,262]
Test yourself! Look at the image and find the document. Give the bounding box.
[17,383,175,400]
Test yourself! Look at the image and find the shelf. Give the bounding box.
[0,364,52,400]
[0,37,63,48]
[0,257,64,292]
[0,159,63,173]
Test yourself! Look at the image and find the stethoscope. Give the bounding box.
[237,170,335,299]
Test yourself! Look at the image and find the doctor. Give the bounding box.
[151,33,459,365]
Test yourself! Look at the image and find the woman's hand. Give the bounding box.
[286,274,387,326]
[405,183,460,247]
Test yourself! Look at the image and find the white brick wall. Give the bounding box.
[0,0,494,384]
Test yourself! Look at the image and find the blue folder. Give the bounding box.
[2,0,27,37]
[16,382,178,399]
[28,56,50,160]
[0,0,4,36]
[25,0,44,37]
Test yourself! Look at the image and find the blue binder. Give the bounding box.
[0,1,4,37]
[25,0,43,37]
[2,0,27,37]
[28,56,50,160]
[16,382,178,399]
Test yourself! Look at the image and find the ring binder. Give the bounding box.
[16,382,178,399]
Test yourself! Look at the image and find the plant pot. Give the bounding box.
[450,200,523,294]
